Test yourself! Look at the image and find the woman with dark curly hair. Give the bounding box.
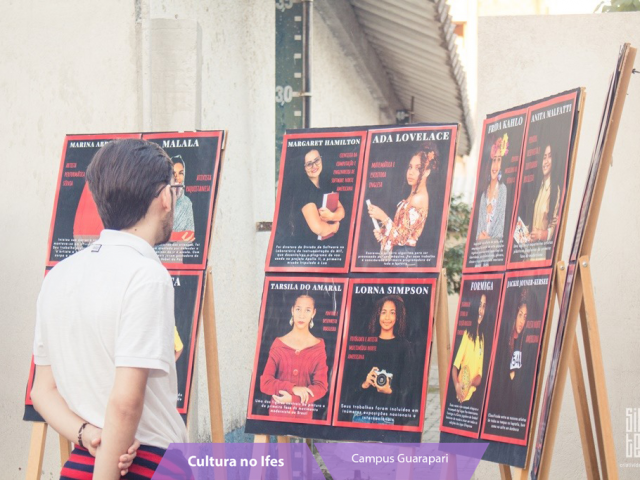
[367,142,438,260]
[488,288,531,419]
[353,295,412,424]
[506,289,529,382]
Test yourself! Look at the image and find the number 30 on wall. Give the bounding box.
[275,85,295,106]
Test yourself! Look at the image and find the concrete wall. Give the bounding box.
[0,2,140,478]
[0,1,384,477]
[474,12,640,480]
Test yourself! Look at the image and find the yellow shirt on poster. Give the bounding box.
[453,332,484,402]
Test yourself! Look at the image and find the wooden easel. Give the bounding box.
[496,87,587,480]
[499,44,636,480]
[252,269,453,471]
[533,44,636,480]
[25,131,229,479]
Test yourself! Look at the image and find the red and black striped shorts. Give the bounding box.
[60,444,191,480]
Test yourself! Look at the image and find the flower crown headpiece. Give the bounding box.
[490,133,509,158]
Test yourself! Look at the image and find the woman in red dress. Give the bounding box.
[260,294,329,420]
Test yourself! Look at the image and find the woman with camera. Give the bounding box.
[355,295,412,424]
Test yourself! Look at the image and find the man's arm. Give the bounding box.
[31,365,102,451]
[94,367,149,480]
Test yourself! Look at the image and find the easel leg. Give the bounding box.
[25,422,47,480]
[569,340,599,480]
[203,267,225,442]
[435,269,451,409]
[59,434,71,466]
[578,259,617,480]
[499,463,512,480]
[557,264,599,480]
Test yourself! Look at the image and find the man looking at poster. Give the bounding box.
[31,139,188,479]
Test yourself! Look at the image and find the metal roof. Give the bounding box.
[349,0,473,155]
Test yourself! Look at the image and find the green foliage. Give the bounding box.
[444,194,471,295]
[596,0,640,12]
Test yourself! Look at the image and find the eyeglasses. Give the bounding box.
[304,156,321,170]
[154,183,186,197]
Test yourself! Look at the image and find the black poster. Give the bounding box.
[351,124,457,273]
[464,110,526,272]
[481,269,552,445]
[47,133,141,266]
[171,271,204,414]
[144,131,224,270]
[441,274,503,438]
[266,129,367,273]
[247,277,347,425]
[333,277,436,433]
[507,91,579,269]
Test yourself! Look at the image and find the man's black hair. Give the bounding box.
[86,139,173,230]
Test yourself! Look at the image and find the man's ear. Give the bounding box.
[159,185,173,212]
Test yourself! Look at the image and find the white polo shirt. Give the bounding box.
[33,229,187,448]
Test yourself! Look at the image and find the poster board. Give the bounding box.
[507,90,580,270]
[246,276,348,425]
[265,128,367,273]
[463,110,527,272]
[351,124,458,273]
[440,273,504,438]
[144,131,225,270]
[246,275,438,443]
[440,88,584,469]
[480,268,553,446]
[46,133,141,266]
[25,131,225,423]
[333,277,436,433]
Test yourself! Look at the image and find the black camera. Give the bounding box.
[375,369,393,388]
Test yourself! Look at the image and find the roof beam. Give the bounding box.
[315,0,404,123]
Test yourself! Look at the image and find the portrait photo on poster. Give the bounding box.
[481,268,553,446]
[441,273,504,438]
[266,129,367,273]
[47,133,141,266]
[507,90,580,269]
[464,109,527,272]
[247,277,347,426]
[351,124,457,273]
[170,271,204,415]
[333,277,436,433]
[144,131,224,270]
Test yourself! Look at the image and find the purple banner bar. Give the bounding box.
[151,442,487,479]
[151,443,322,479]
[315,442,487,480]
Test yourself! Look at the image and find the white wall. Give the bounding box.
[0,1,140,477]
[474,12,640,480]
[1,1,384,477]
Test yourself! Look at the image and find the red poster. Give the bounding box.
[507,91,580,269]
[441,273,504,438]
[351,124,457,273]
[143,131,225,270]
[464,109,527,272]
[266,128,367,273]
[481,269,553,445]
[247,277,348,425]
[333,277,436,433]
